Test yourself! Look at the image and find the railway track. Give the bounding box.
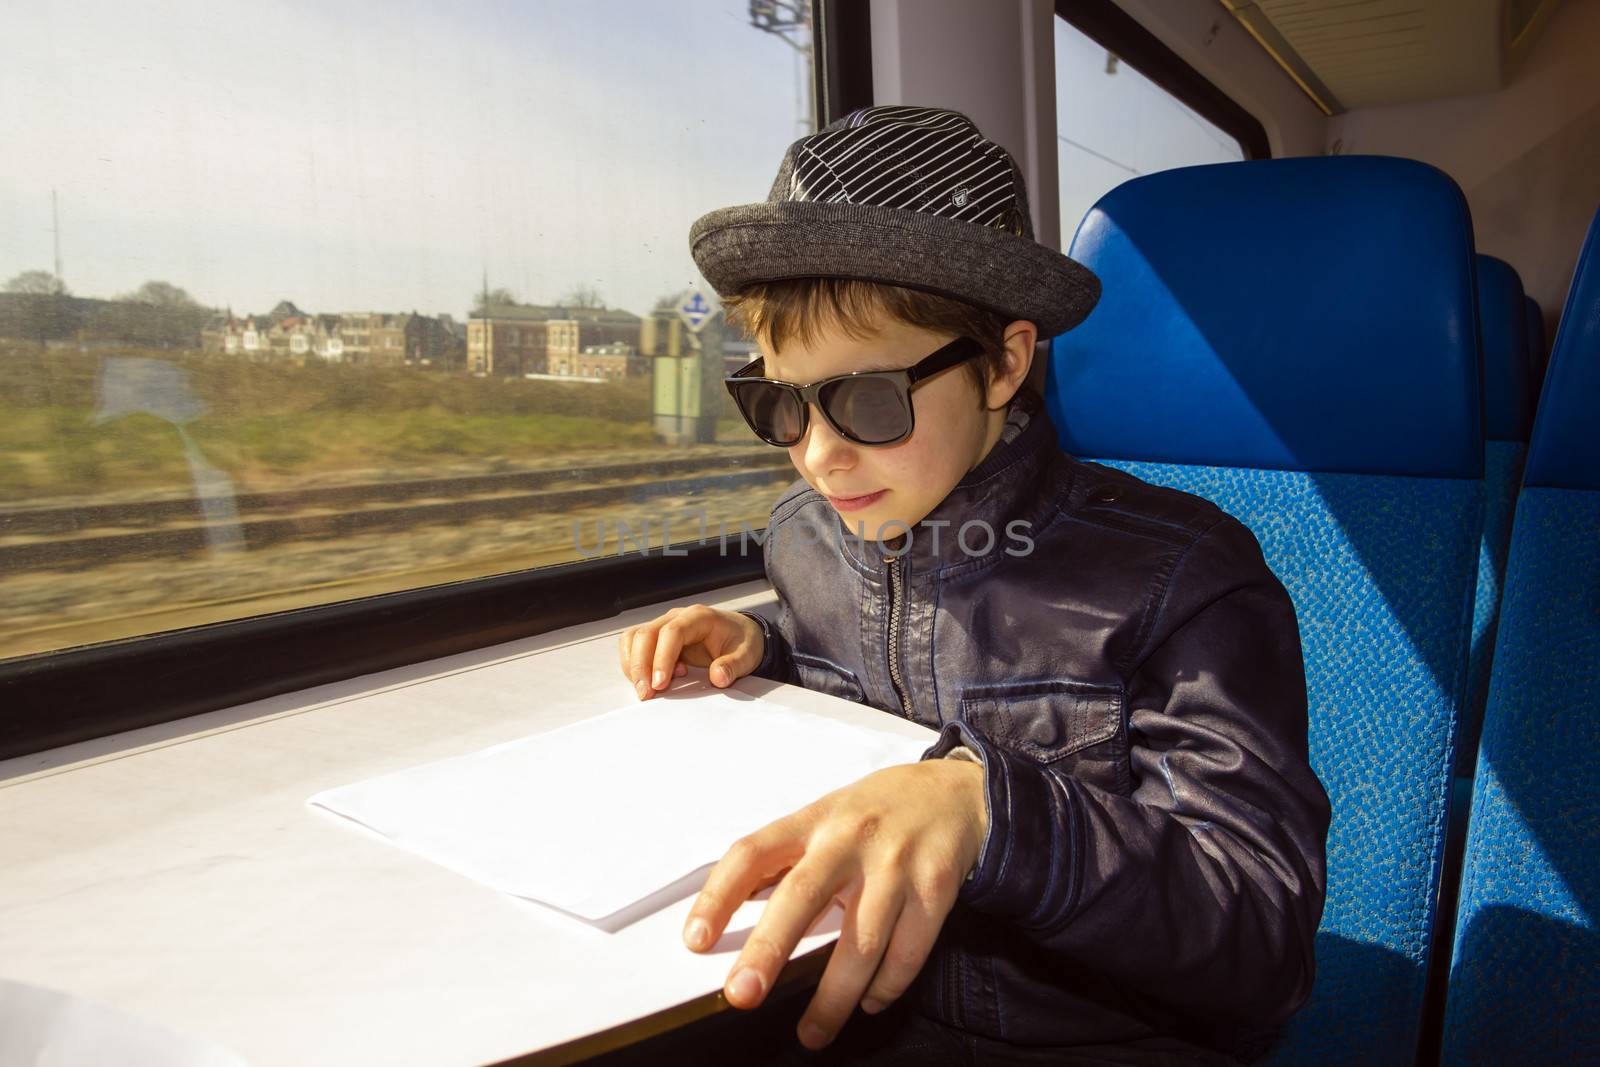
[0,451,797,573]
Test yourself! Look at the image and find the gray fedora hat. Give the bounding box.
[689,105,1099,337]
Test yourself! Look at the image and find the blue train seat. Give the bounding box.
[1441,209,1600,1064]
[1456,255,1535,774]
[1526,293,1548,395]
[1048,156,1483,1065]
[1476,256,1536,444]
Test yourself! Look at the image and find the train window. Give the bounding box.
[1055,15,1247,234]
[0,2,815,664]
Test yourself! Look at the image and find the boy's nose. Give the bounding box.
[798,402,858,471]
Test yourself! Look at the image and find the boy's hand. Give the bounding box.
[618,604,765,700]
[682,759,988,1052]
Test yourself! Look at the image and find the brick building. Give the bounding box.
[468,303,641,377]
[546,340,645,380]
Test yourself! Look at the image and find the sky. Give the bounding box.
[1055,17,1244,242]
[0,0,810,320]
[0,3,1244,322]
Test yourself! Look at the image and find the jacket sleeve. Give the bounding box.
[736,606,796,685]
[920,515,1331,1030]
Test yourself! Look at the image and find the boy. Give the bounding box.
[619,106,1330,1064]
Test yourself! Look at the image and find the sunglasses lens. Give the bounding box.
[820,375,912,444]
[734,382,805,445]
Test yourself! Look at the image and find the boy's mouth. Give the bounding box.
[826,489,887,513]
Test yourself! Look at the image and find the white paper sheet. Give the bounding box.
[308,688,931,929]
[0,978,250,1067]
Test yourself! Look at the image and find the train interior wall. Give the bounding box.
[1325,0,1600,347]
[1121,0,1598,351]
[892,0,1597,357]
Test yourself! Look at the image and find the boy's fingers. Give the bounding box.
[628,626,662,699]
[651,614,703,692]
[798,881,904,1047]
[684,824,807,958]
[708,649,751,687]
[652,607,727,690]
[709,618,763,686]
[617,629,637,679]
[860,887,942,1014]
[720,848,850,1011]
[623,608,744,696]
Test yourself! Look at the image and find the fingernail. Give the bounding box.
[684,918,710,950]
[635,679,647,699]
[653,669,664,689]
[712,665,726,685]
[798,1022,829,1049]
[861,998,884,1015]
[728,968,764,1006]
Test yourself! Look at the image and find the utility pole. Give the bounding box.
[748,0,814,135]
[479,264,492,375]
[51,188,63,290]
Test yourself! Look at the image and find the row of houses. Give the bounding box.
[1,291,738,381]
[200,302,468,368]
[201,301,667,381]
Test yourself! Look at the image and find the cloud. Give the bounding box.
[0,0,806,317]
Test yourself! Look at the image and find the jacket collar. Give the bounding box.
[841,386,1059,574]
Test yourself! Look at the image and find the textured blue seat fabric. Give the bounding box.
[1049,156,1481,479]
[1439,492,1600,1064]
[1456,440,1526,775]
[1442,208,1600,1064]
[1103,461,1479,1065]
[1051,156,1485,1065]
[1458,255,1534,774]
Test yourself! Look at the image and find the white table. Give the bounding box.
[0,580,939,1066]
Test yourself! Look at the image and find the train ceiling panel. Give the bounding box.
[1218,0,1566,113]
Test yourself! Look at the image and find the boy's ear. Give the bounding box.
[985,320,1038,410]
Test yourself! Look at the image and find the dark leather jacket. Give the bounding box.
[739,388,1331,1058]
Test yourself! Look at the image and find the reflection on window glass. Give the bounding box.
[1055,17,1246,236]
[0,0,814,660]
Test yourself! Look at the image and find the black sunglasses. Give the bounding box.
[724,336,985,448]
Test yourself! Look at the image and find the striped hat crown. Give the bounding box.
[769,105,1033,238]
[691,102,1098,336]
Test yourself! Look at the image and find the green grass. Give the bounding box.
[0,407,665,498]
[0,342,739,500]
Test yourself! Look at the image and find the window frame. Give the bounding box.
[0,1,871,762]
[1053,0,1271,162]
[1,545,768,761]
[814,0,873,125]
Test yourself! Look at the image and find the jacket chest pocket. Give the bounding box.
[791,652,867,705]
[958,679,1131,794]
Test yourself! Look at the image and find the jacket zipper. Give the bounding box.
[887,555,912,719]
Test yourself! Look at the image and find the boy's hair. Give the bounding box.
[724,278,1012,404]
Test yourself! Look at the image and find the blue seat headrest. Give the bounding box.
[1049,156,1482,478]
[1525,208,1600,490]
[1476,255,1534,442]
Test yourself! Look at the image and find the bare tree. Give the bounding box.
[473,287,518,311]
[123,280,199,307]
[4,270,68,296]
[558,284,605,309]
